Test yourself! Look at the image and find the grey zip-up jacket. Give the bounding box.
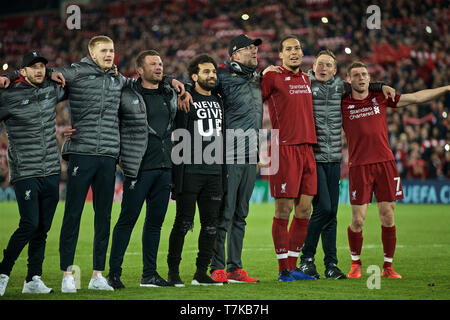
[51,55,132,160]
[217,61,263,163]
[308,69,344,163]
[0,78,66,183]
[308,70,386,163]
[118,79,177,178]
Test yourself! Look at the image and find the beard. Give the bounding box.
[352,85,367,94]
[244,58,258,69]
[27,74,44,86]
[143,73,163,85]
[197,77,217,91]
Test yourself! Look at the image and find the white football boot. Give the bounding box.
[88,274,114,291]
[22,275,53,294]
[0,274,9,296]
[61,274,77,293]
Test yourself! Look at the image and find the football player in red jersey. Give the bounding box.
[261,35,318,282]
[342,61,449,279]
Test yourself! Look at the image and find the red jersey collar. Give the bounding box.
[279,65,303,76]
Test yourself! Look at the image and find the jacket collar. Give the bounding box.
[13,76,48,88]
[226,60,257,76]
[80,55,115,75]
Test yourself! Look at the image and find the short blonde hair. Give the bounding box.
[88,35,113,53]
[315,49,337,67]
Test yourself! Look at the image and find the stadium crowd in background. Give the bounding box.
[0,0,449,187]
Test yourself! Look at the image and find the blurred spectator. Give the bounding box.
[406,144,428,180]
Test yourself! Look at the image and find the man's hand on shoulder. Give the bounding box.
[51,72,66,88]
[262,65,282,76]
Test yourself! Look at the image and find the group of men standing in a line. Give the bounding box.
[0,33,448,296]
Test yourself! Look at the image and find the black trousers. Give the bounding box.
[109,169,171,278]
[211,164,255,272]
[167,173,223,274]
[0,175,59,281]
[59,154,116,271]
[301,162,340,267]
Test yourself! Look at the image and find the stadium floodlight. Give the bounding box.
[241,13,249,20]
[321,17,329,23]
[445,144,449,152]
[345,47,352,54]
[2,63,7,71]
[425,26,432,33]
[443,111,447,118]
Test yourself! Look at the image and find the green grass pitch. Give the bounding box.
[0,201,448,300]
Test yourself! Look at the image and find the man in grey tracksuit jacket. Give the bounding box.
[0,52,66,295]
[51,38,135,291]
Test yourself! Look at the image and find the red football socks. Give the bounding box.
[272,217,289,273]
[287,217,309,270]
[347,226,363,265]
[381,225,396,268]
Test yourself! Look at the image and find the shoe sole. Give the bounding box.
[191,280,223,286]
[228,279,259,283]
[140,284,169,287]
[278,278,294,282]
[382,274,402,279]
[22,289,54,294]
[61,289,77,293]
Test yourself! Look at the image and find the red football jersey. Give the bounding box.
[341,91,401,167]
[261,66,317,145]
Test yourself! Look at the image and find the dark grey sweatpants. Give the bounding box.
[210,164,256,272]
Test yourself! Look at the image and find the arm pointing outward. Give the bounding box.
[397,85,450,108]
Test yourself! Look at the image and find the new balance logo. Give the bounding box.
[25,190,31,201]
[284,76,291,81]
[352,190,357,200]
[130,180,137,190]
[281,183,287,194]
[396,191,403,196]
[72,166,79,177]
[348,104,355,109]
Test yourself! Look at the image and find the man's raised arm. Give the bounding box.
[397,85,450,108]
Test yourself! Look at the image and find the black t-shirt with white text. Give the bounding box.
[184,90,223,175]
